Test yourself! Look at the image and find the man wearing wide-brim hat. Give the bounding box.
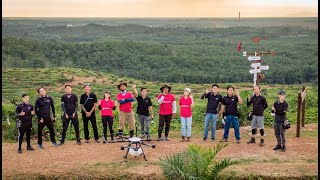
[116,82,135,138]
[157,85,176,141]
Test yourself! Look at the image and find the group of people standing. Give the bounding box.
[15,83,288,154]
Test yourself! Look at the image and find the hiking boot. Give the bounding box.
[27,146,35,151]
[38,144,44,149]
[273,145,282,150]
[220,138,228,142]
[103,140,107,144]
[281,145,286,152]
[236,139,241,144]
[18,149,22,153]
[95,139,100,143]
[164,137,170,141]
[86,139,90,143]
[186,137,191,142]
[181,136,185,142]
[77,141,82,145]
[157,137,163,141]
[52,142,59,147]
[247,137,256,144]
[259,139,264,146]
[202,138,207,142]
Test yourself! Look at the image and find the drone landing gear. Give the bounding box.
[122,142,148,162]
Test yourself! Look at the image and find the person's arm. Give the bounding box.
[34,99,41,119]
[201,90,209,99]
[61,96,66,115]
[236,91,243,105]
[149,106,154,119]
[158,95,165,104]
[15,105,22,118]
[172,101,177,114]
[125,98,135,102]
[89,94,98,114]
[132,84,138,98]
[247,95,253,107]
[117,94,127,104]
[220,104,225,119]
[190,96,195,107]
[73,95,78,115]
[263,97,268,109]
[50,97,56,119]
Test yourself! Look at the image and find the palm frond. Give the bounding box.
[207,159,238,179]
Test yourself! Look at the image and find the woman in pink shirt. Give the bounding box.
[179,88,194,142]
[98,91,116,143]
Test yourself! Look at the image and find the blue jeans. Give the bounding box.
[203,113,217,140]
[223,115,240,140]
[180,116,192,137]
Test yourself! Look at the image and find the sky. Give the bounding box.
[2,0,318,17]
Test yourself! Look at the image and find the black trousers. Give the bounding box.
[18,121,32,149]
[82,112,99,140]
[60,115,80,143]
[158,114,172,138]
[102,116,114,141]
[38,117,56,145]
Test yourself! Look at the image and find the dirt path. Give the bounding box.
[2,124,318,179]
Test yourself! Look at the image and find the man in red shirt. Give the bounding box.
[116,82,135,138]
[158,85,177,141]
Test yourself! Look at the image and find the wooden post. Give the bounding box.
[301,86,306,127]
[296,92,302,137]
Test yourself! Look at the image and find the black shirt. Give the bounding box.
[247,95,268,116]
[136,95,152,116]
[15,103,34,122]
[274,100,288,123]
[201,92,222,114]
[221,95,238,116]
[80,93,97,113]
[61,93,78,116]
[35,96,55,119]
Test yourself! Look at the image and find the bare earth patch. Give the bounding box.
[2,124,318,179]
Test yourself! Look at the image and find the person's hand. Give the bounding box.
[150,114,154,120]
[236,90,240,96]
[72,113,75,118]
[65,114,69,119]
[86,112,91,117]
[172,113,176,118]
[132,84,136,89]
[247,95,251,101]
[31,110,35,115]
[205,90,209,94]
[40,118,44,123]
[272,106,275,111]
[98,100,101,106]
[19,110,25,116]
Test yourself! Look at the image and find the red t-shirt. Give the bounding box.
[179,96,192,118]
[117,92,133,112]
[158,93,175,115]
[100,99,115,117]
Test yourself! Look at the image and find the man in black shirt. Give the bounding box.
[272,90,288,152]
[133,84,154,140]
[59,85,81,145]
[15,94,35,153]
[220,85,243,143]
[35,88,58,148]
[80,84,99,143]
[247,86,268,146]
[200,84,222,142]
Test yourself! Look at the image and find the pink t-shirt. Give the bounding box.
[158,94,175,115]
[179,96,192,118]
[100,99,115,117]
[117,92,133,112]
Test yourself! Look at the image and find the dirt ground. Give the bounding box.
[2,123,318,179]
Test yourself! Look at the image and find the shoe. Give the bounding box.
[186,137,191,142]
[259,139,264,146]
[273,145,282,150]
[202,138,207,142]
[281,145,286,152]
[27,146,35,151]
[103,140,107,144]
[59,142,64,146]
[247,137,256,144]
[77,141,82,145]
[140,134,146,139]
[38,144,44,149]
[95,139,100,143]
[220,138,228,142]
[158,137,163,141]
[181,136,185,142]
[86,139,90,143]
[18,149,22,153]
[236,139,241,144]
[164,137,170,141]
[52,142,59,147]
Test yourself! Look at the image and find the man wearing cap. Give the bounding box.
[271,90,288,152]
[35,87,59,148]
[201,84,222,142]
[132,84,154,140]
[158,85,177,141]
[15,94,35,153]
[80,84,99,143]
[116,82,135,138]
[59,85,81,145]
[246,85,268,146]
[220,85,243,143]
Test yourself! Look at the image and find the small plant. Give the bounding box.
[159,144,237,180]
